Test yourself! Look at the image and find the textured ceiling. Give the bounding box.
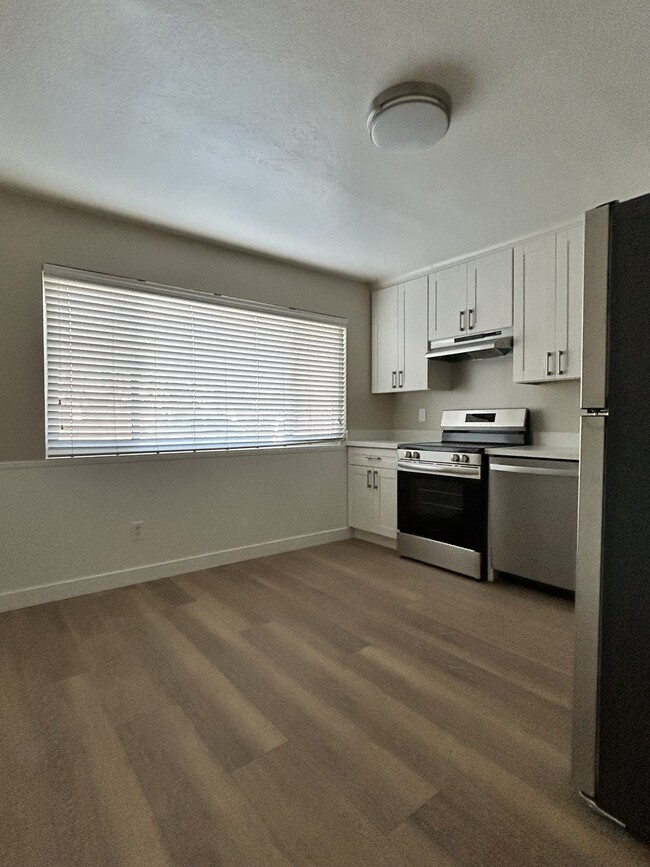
[1,0,649,280]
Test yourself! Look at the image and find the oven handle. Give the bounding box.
[398,461,481,479]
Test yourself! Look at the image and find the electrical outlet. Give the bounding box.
[418,408,426,423]
[131,521,144,542]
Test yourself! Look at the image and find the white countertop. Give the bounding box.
[486,445,579,461]
[346,431,579,460]
[346,439,400,449]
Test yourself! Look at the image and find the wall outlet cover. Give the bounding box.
[418,408,426,422]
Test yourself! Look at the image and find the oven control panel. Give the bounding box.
[397,448,482,467]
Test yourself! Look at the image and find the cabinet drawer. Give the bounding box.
[347,447,397,469]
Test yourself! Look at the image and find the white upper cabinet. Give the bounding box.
[429,249,513,341]
[513,224,584,383]
[555,224,584,380]
[429,262,467,340]
[372,275,429,393]
[371,285,399,393]
[399,275,429,391]
[468,248,514,333]
[372,221,580,393]
[513,235,557,382]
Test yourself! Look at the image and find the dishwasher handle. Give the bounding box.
[490,463,578,478]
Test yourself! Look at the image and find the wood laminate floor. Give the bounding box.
[1,539,648,866]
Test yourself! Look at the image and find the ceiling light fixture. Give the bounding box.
[367,82,451,151]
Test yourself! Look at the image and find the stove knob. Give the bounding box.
[451,454,460,462]
[413,451,420,460]
[460,454,470,463]
[405,451,412,459]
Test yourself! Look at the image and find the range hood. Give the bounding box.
[426,327,513,361]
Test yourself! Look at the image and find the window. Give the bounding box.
[43,266,347,457]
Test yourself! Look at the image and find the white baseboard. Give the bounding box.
[0,527,352,613]
[351,529,398,550]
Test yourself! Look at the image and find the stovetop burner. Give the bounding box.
[399,408,530,454]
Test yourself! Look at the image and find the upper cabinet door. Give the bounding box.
[372,285,399,393]
[468,248,513,333]
[513,235,557,383]
[429,262,468,340]
[399,275,429,392]
[555,224,584,380]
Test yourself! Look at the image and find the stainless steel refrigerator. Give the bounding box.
[572,192,650,841]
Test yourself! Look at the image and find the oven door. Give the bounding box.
[397,466,484,553]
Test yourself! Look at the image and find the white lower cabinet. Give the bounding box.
[348,465,378,533]
[347,448,397,539]
[376,468,398,538]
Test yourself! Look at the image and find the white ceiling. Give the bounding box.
[1,0,649,280]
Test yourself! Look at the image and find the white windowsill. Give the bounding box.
[0,441,346,471]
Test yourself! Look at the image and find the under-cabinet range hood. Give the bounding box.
[426,327,513,361]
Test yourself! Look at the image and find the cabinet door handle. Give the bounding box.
[490,463,578,478]
[391,371,397,388]
[373,470,378,489]
[557,349,565,375]
[398,370,404,388]
[546,351,554,376]
[459,310,466,331]
[468,308,475,330]
[366,470,372,488]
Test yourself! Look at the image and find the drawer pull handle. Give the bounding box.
[490,464,578,477]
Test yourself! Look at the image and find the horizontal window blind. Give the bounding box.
[43,268,347,457]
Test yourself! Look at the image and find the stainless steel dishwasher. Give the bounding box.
[488,456,579,590]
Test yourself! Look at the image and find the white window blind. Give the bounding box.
[43,267,347,458]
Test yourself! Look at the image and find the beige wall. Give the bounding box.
[0,447,348,611]
[391,356,580,435]
[0,187,391,461]
[0,187,393,610]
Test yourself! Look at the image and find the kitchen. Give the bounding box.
[348,195,650,847]
[1,1,649,864]
[349,218,582,586]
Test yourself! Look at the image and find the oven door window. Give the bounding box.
[398,471,484,551]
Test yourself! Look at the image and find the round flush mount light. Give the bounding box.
[367,81,451,151]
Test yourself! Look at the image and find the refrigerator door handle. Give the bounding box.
[572,414,607,798]
[581,204,610,410]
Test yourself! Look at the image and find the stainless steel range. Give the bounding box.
[397,408,528,579]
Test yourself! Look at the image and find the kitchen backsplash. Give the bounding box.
[389,355,580,436]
